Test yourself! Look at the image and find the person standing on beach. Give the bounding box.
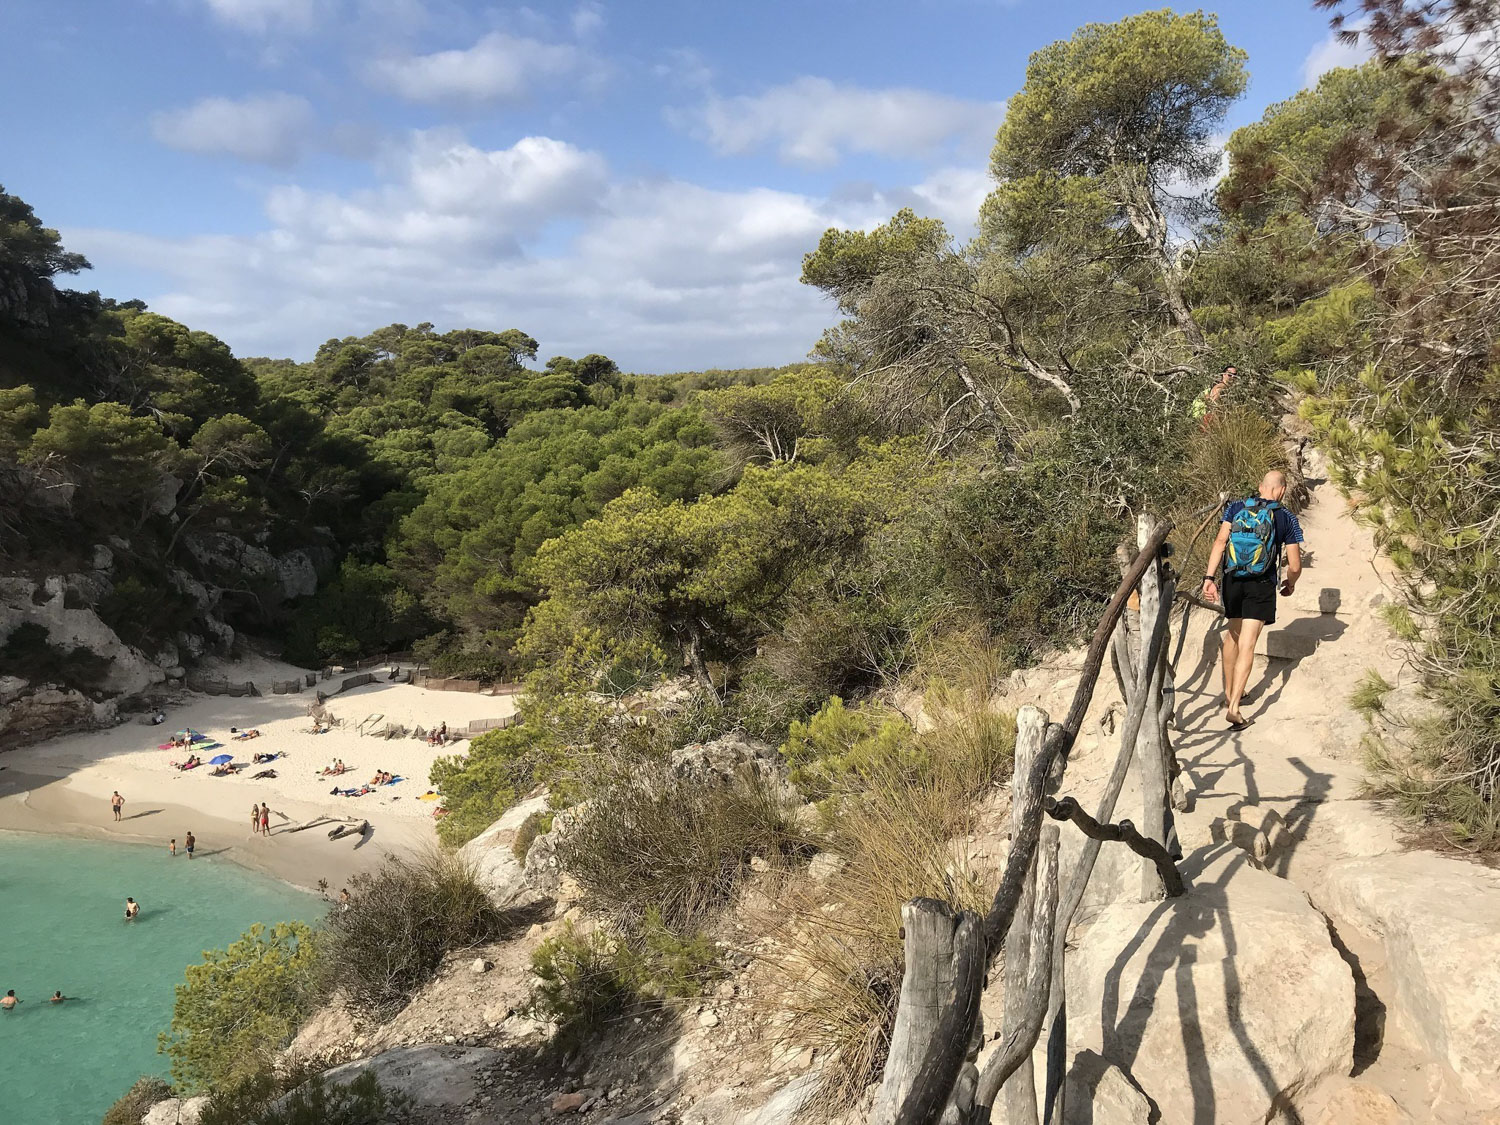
[169,838,177,857]
[111,791,124,821]
[259,805,271,837]
[185,830,196,859]
[251,803,262,836]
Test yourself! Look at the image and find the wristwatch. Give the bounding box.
[1202,575,1216,584]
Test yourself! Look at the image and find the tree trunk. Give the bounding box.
[869,900,986,1125]
[682,624,714,693]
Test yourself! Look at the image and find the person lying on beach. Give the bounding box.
[124,897,140,920]
[210,763,240,776]
[173,755,202,771]
[49,991,64,1004]
[233,729,262,741]
[252,769,279,780]
[252,751,279,764]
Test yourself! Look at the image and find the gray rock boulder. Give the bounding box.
[669,732,791,795]
[0,684,116,747]
[301,1045,502,1108]
[1320,853,1500,1099]
[458,793,552,909]
[1067,850,1354,1125]
[0,575,162,695]
[276,549,319,599]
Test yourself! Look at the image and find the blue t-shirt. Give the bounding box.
[1223,499,1304,575]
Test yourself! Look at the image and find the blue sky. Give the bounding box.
[0,1,1365,371]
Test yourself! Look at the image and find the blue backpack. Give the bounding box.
[1225,497,1281,579]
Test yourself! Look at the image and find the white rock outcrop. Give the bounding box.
[0,575,162,695]
[458,793,552,909]
[1320,852,1500,1099]
[1067,851,1354,1125]
[141,1095,208,1125]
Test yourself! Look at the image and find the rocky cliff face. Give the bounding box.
[0,530,325,750]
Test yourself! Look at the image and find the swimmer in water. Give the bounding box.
[2,990,17,1010]
[50,991,64,1004]
[125,897,140,920]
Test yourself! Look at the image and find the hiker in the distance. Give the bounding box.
[1202,469,1304,729]
[1191,365,1237,428]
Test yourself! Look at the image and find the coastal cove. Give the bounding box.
[0,831,318,1125]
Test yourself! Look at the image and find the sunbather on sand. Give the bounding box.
[252,751,278,764]
[175,755,201,771]
[210,763,240,777]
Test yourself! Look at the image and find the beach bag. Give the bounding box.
[1225,497,1280,578]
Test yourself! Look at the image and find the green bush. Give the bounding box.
[528,909,721,1049]
[158,922,325,1093]
[1350,670,1394,718]
[197,1066,410,1125]
[780,697,922,803]
[320,851,500,1018]
[1182,406,1290,508]
[102,1076,173,1125]
[556,769,810,933]
[528,924,643,1048]
[512,810,553,862]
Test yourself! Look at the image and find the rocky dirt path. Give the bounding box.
[1163,460,1500,1125]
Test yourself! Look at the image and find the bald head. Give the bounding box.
[1259,470,1287,501]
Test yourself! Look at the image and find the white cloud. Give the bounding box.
[200,0,334,34]
[571,2,604,38]
[1302,28,1374,86]
[368,31,593,104]
[151,92,316,166]
[676,77,1003,166]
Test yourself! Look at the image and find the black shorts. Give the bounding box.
[1223,574,1277,624]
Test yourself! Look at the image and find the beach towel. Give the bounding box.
[382,776,405,786]
[418,791,440,800]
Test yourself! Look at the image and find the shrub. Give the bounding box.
[780,697,922,803]
[0,620,112,688]
[197,1065,410,1125]
[158,922,325,1093]
[557,769,811,934]
[528,924,644,1048]
[1350,670,1394,718]
[512,809,554,862]
[528,908,721,1049]
[320,850,500,1018]
[102,1075,173,1125]
[757,746,991,1111]
[1182,407,1289,508]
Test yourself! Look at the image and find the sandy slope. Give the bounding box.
[0,658,516,891]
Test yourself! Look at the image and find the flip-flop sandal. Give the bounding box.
[1227,717,1254,731]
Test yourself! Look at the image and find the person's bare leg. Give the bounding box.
[1227,619,1264,723]
[1220,620,1240,712]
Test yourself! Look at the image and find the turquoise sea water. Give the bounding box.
[0,831,318,1125]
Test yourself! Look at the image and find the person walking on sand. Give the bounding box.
[185,830,196,859]
[111,791,124,822]
[1202,470,1304,729]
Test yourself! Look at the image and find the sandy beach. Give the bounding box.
[0,655,517,892]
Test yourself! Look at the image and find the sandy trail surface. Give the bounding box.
[0,656,517,891]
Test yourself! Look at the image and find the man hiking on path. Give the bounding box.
[1202,470,1304,729]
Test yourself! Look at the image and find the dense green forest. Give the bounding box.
[6,4,1499,858]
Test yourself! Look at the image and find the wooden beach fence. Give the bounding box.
[871,509,1202,1125]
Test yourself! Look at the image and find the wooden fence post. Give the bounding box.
[1136,515,1170,901]
[869,900,986,1125]
[1001,706,1047,1125]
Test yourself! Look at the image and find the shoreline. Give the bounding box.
[0,657,514,894]
[0,767,427,894]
